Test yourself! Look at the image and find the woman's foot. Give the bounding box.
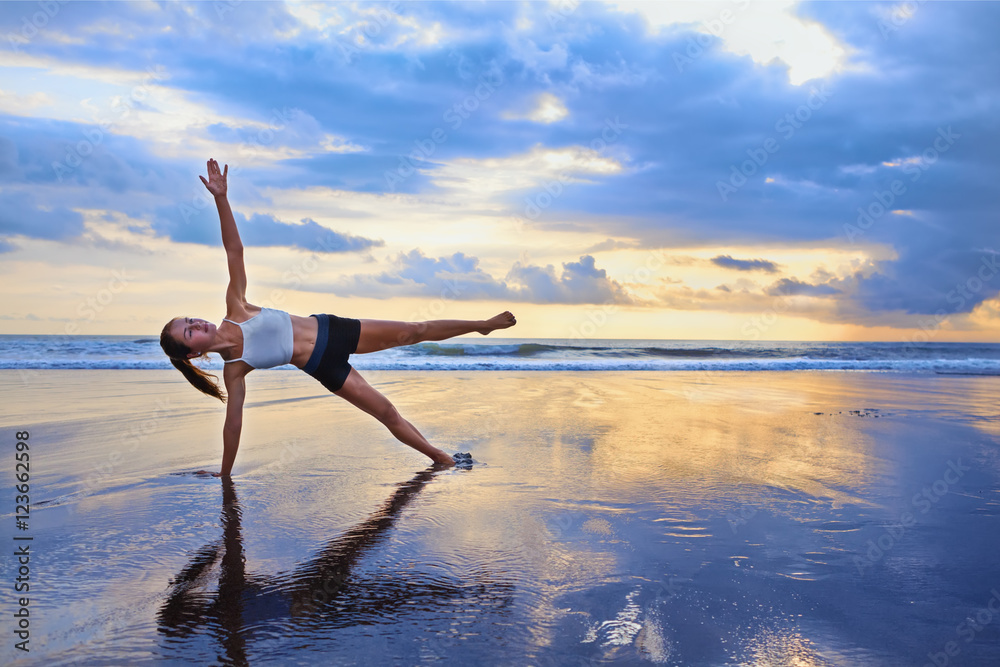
[431,451,456,467]
[477,311,517,335]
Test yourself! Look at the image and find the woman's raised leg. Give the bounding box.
[334,368,454,466]
[355,311,515,354]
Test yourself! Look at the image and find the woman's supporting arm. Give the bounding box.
[219,372,246,476]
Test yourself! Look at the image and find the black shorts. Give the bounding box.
[302,314,361,392]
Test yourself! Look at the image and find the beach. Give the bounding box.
[3,369,1000,665]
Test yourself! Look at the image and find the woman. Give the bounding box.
[160,159,516,476]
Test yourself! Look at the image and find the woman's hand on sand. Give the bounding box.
[199,158,228,198]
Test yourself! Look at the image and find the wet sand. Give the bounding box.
[3,369,1000,665]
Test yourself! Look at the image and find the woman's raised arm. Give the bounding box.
[200,159,247,307]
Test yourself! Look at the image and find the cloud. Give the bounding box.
[204,108,367,156]
[609,0,846,84]
[766,277,840,297]
[711,255,780,273]
[342,249,511,300]
[0,89,53,115]
[583,238,643,253]
[0,136,17,178]
[0,190,85,241]
[151,203,382,253]
[429,144,624,198]
[848,244,1000,316]
[503,92,569,124]
[505,255,633,305]
[241,215,382,253]
[305,250,629,305]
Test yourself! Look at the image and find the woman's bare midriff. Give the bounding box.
[288,313,319,368]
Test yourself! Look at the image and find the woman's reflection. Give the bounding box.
[157,468,512,664]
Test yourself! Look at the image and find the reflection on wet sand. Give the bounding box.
[157,468,514,664]
[10,371,1000,665]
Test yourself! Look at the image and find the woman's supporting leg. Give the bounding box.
[334,369,455,466]
[355,311,516,354]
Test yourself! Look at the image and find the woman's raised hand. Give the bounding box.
[199,158,228,197]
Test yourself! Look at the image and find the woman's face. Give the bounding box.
[172,317,216,355]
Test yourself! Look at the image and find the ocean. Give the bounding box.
[3,335,1000,373]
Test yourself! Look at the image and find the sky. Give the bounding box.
[1,0,998,341]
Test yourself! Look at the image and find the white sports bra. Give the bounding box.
[222,308,294,369]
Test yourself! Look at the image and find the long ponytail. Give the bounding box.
[160,317,227,403]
